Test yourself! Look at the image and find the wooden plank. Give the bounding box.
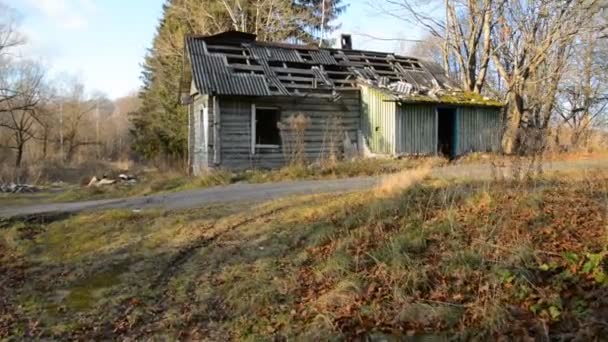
[277,75,317,82]
[206,45,247,52]
[254,97,360,107]
[230,63,264,71]
[213,96,221,165]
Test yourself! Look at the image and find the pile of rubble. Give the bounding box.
[0,182,39,193]
[87,174,137,187]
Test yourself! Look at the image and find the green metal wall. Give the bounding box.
[361,84,502,157]
[456,107,502,155]
[396,104,437,155]
[360,86,397,154]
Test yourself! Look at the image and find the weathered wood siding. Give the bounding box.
[189,94,210,174]
[217,90,361,170]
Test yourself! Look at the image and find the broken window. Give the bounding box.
[253,107,281,148]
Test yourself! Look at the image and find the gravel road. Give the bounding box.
[1,158,606,219]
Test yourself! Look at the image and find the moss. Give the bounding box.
[64,264,129,310]
[403,91,503,107]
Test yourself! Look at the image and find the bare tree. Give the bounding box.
[0,1,24,58]
[492,0,603,154]
[555,31,608,148]
[101,93,139,160]
[168,0,317,45]
[57,82,104,163]
[381,0,606,158]
[0,61,44,168]
[378,0,495,93]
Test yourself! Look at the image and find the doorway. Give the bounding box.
[437,107,456,158]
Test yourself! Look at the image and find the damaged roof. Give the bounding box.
[185,31,501,106]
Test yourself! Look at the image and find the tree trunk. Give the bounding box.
[15,142,24,169]
[502,92,525,154]
[66,143,76,164]
[42,129,48,159]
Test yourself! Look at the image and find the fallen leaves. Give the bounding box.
[289,176,608,338]
[2,175,608,339]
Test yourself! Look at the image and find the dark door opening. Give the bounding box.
[255,108,281,146]
[437,108,456,158]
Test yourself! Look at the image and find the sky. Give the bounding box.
[8,0,428,99]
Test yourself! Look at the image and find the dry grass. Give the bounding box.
[278,113,311,166]
[375,164,432,196]
[2,170,607,339]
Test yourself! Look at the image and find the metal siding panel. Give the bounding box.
[360,86,396,154]
[397,104,436,155]
[456,106,501,155]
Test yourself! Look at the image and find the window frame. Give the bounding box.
[251,104,281,154]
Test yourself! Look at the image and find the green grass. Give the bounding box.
[1,173,607,339]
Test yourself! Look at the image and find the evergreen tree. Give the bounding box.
[130,0,346,163]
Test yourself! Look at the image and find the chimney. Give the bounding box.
[341,34,352,50]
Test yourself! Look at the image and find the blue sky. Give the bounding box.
[8,0,426,99]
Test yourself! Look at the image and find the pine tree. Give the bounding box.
[130,0,346,164]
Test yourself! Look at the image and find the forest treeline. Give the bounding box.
[0,2,140,182]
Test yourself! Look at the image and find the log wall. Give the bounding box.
[217,91,361,170]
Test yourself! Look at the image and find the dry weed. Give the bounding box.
[278,113,311,166]
[375,165,431,197]
[319,115,345,169]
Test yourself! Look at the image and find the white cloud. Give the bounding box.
[20,0,97,30]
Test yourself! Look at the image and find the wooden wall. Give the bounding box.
[189,94,209,175]
[217,90,361,170]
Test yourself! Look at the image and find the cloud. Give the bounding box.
[21,0,96,30]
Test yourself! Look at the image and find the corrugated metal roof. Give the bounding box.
[185,31,500,105]
[309,50,338,65]
[249,46,303,63]
[188,37,271,96]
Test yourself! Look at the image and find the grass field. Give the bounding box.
[1,170,607,339]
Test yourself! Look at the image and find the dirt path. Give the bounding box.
[1,158,606,219]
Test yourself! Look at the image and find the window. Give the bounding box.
[251,105,281,153]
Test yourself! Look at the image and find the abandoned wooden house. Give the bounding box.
[182,31,503,174]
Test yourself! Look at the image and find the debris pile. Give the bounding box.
[87,174,137,187]
[0,183,39,193]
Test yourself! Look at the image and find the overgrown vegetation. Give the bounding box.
[1,171,606,339]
